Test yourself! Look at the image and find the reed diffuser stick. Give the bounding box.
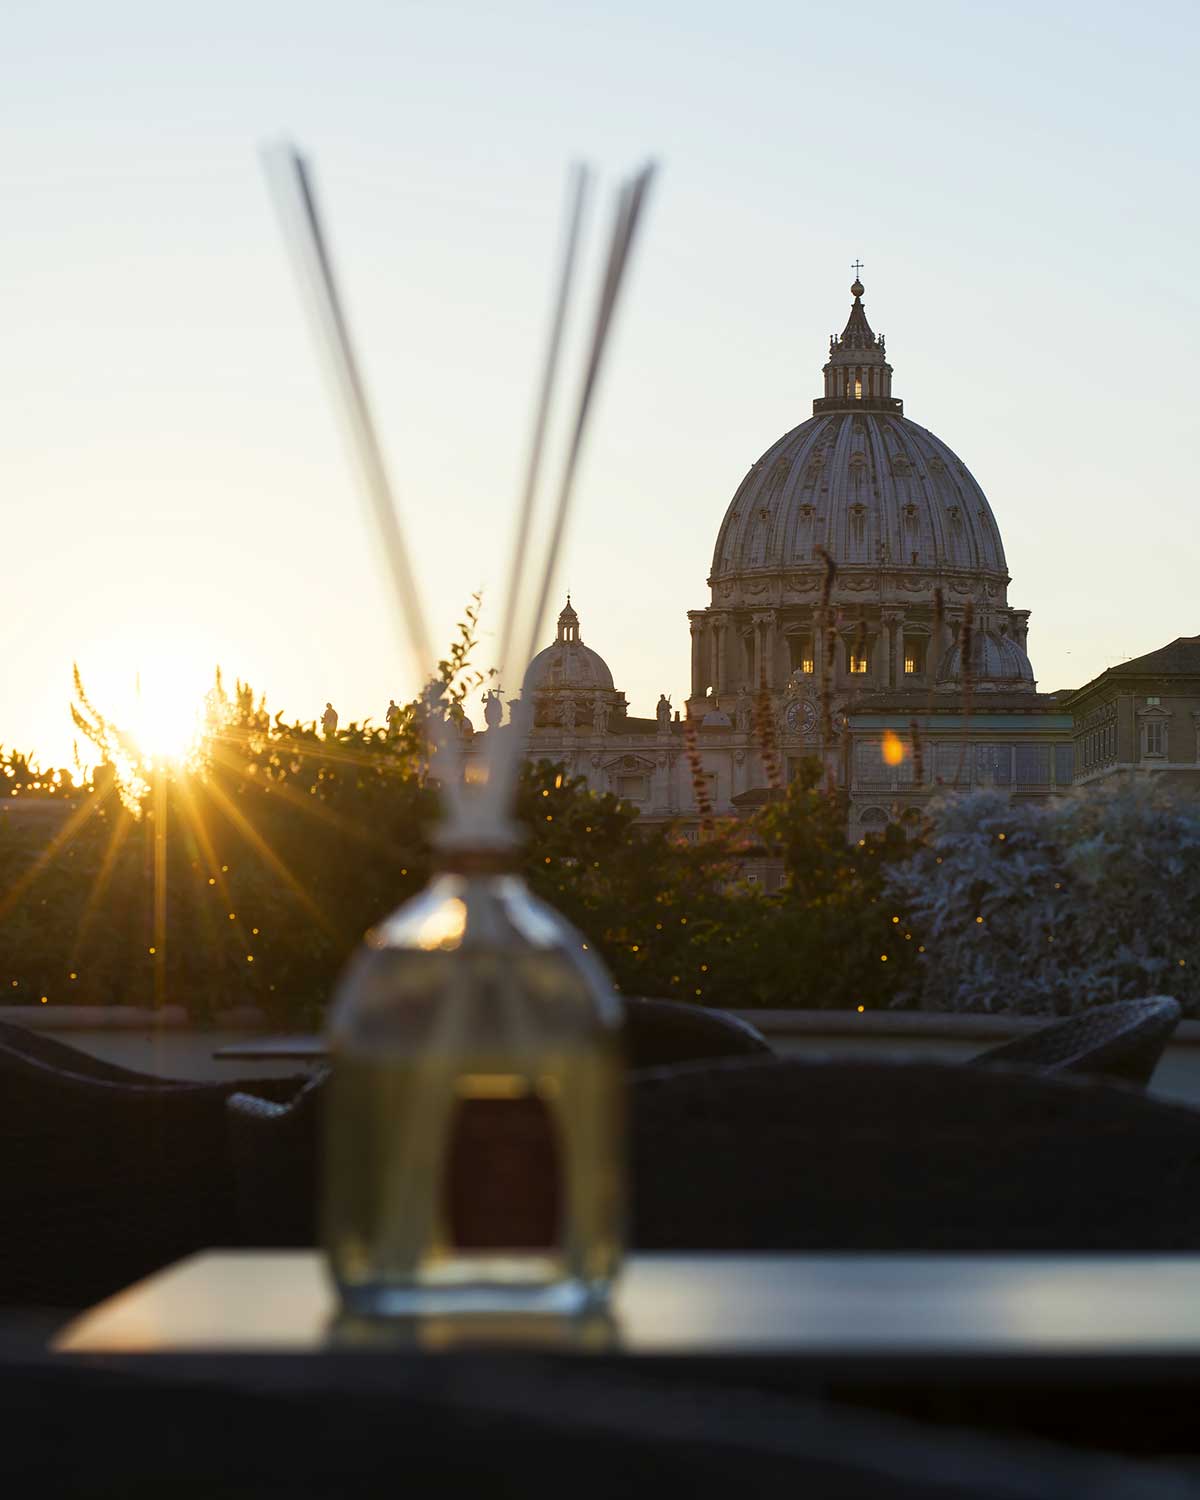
[480,163,656,834]
[266,146,435,680]
[264,144,468,821]
[493,163,592,702]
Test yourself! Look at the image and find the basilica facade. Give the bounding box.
[485,277,1078,841]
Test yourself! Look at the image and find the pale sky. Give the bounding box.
[4,0,1198,769]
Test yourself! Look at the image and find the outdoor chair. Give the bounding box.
[0,1018,178,1086]
[225,999,770,1247]
[0,1018,312,1093]
[630,1056,1200,1252]
[229,1050,1200,1256]
[621,996,772,1069]
[227,1069,329,1248]
[970,995,1181,1089]
[0,1033,308,1308]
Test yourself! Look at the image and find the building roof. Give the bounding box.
[1106,636,1200,677]
[1064,636,1200,706]
[845,688,1069,716]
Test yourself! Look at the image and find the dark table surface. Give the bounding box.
[20,1251,1200,1488]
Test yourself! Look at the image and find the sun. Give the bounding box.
[111,652,211,768]
[128,687,202,765]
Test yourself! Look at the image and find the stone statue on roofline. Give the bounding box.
[592,698,609,736]
[656,693,672,731]
[734,685,752,734]
[482,688,503,731]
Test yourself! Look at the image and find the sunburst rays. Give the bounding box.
[9,683,429,1009]
[0,783,113,927]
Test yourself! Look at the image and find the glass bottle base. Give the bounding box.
[335,1275,608,1320]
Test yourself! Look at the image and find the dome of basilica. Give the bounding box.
[686,275,1036,708]
[524,598,615,693]
[710,283,1007,587]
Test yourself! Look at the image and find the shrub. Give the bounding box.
[884,783,1200,1015]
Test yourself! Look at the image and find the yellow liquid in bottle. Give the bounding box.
[324,946,623,1317]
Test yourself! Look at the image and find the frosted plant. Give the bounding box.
[884,782,1200,1014]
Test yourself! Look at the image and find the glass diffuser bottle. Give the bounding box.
[324,838,625,1318]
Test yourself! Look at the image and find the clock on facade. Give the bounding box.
[785,698,818,739]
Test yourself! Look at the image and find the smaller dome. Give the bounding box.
[939,630,1036,690]
[524,598,615,693]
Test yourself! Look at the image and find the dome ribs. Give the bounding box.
[711,409,1007,585]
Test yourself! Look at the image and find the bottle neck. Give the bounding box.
[432,846,521,878]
